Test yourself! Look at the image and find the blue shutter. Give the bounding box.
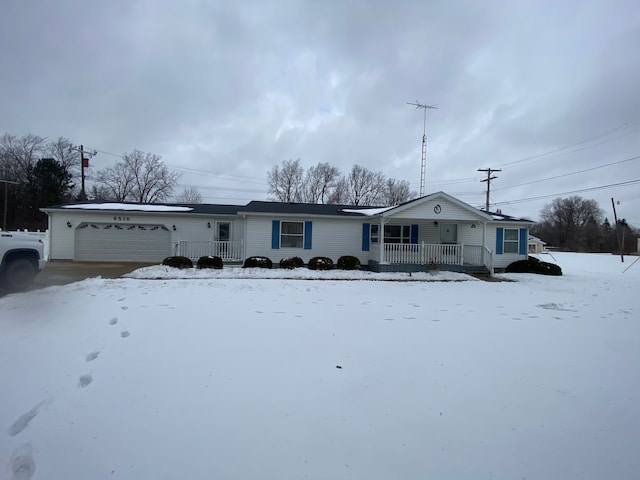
[410,224,419,244]
[496,227,504,254]
[271,220,280,249]
[304,221,312,249]
[362,223,370,251]
[519,228,527,255]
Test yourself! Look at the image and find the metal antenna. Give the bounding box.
[407,101,437,197]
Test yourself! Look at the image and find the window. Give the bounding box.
[370,224,411,244]
[504,228,519,253]
[281,221,304,248]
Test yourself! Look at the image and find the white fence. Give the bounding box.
[371,242,492,269]
[173,240,244,261]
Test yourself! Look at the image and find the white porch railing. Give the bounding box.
[370,242,493,267]
[173,240,244,261]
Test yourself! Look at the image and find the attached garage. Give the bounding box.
[75,223,171,262]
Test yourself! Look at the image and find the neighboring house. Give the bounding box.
[41,191,534,274]
[528,235,546,254]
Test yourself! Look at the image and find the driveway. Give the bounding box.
[1,261,156,297]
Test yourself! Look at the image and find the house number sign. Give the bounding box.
[434,204,441,214]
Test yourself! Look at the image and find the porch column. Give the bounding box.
[482,222,487,263]
[379,217,385,264]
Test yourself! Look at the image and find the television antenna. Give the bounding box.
[407,101,437,197]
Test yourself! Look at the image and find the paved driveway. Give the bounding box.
[1,262,156,297]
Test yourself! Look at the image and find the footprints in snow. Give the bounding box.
[10,444,36,480]
[77,375,93,388]
[7,402,46,437]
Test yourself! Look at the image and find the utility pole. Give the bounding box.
[407,101,437,197]
[611,197,624,263]
[73,144,97,201]
[478,168,501,212]
[1,179,19,231]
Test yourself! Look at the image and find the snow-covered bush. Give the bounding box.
[308,256,334,270]
[279,256,304,269]
[337,255,361,270]
[243,256,273,269]
[162,256,193,269]
[197,255,223,269]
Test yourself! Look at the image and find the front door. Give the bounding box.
[440,223,457,244]
[215,222,231,258]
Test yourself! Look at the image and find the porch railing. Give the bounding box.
[173,240,244,261]
[371,242,492,269]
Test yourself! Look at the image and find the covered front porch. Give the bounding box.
[368,242,493,274]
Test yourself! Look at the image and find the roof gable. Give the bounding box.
[381,192,494,221]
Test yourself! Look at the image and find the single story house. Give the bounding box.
[528,234,547,254]
[41,191,534,274]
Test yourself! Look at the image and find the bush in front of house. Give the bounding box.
[308,256,334,270]
[196,255,223,269]
[337,255,361,270]
[243,256,273,268]
[279,256,304,269]
[505,257,562,276]
[162,256,194,269]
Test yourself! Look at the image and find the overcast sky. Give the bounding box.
[1,0,638,223]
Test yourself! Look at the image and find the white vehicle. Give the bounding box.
[0,232,47,292]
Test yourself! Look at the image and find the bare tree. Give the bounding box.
[381,178,413,206]
[303,162,340,203]
[341,164,385,206]
[267,158,304,202]
[94,149,180,203]
[173,186,203,204]
[539,196,604,250]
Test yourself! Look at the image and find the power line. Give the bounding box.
[492,179,640,206]
[494,154,640,191]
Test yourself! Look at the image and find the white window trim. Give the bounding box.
[504,228,519,254]
[281,221,304,248]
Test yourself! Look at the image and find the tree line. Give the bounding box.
[532,195,638,253]
[0,133,184,230]
[267,159,415,206]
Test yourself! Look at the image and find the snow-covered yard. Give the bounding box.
[1,253,639,479]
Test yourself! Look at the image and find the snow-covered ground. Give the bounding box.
[1,252,639,479]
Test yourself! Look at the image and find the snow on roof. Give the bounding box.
[61,203,193,212]
[341,206,394,216]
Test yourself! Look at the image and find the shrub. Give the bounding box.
[337,255,361,270]
[505,257,562,276]
[197,255,223,269]
[162,256,193,269]
[279,256,304,269]
[308,256,334,270]
[243,256,273,268]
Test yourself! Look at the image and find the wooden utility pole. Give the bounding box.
[611,197,624,263]
[478,168,501,211]
[1,179,19,231]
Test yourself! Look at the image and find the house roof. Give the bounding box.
[42,195,534,223]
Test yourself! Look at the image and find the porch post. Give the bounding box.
[379,217,385,264]
[482,222,487,263]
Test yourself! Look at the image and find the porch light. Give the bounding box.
[66,221,72,228]
[471,224,476,229]
[207,222,211,228]
[172,225,177,231]
[433,221,438,226]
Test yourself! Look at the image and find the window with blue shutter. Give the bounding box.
[496,227,504,254]
[362,223,370,251]
[519,228,527,255]
[271,220,280,249]
[304,221,312,249]
[410,224,419,244]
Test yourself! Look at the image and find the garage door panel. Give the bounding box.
[75,223,171,262]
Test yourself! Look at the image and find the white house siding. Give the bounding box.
[487,222,530,270]
[244,216,367,264]
[389,197,483,222]
[47,210,238,261]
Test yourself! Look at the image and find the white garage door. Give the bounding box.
[75,223,172,262]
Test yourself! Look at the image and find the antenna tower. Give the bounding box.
[407,101,437,197]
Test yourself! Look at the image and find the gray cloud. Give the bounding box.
[1,0,638,222]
